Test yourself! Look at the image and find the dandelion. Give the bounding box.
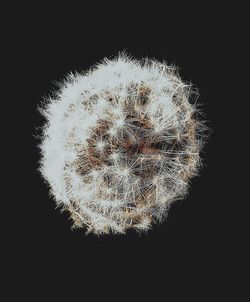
[38,53,206,235]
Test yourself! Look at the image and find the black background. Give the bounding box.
[7,2,245,300]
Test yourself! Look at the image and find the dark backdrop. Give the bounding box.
[8,2,244,300]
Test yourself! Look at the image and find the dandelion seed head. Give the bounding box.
[39,53,207,235]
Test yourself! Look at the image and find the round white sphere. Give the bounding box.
[39,54,205,235]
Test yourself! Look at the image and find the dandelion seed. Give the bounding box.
[118,167,130,178]
[109,152,119,161]
[108,127,117,136]
[114,117,125,128]
[95,140,106,152]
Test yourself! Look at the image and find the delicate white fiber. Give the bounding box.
[39,53,206,235]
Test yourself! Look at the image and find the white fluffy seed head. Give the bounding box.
[38,53,206,235]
